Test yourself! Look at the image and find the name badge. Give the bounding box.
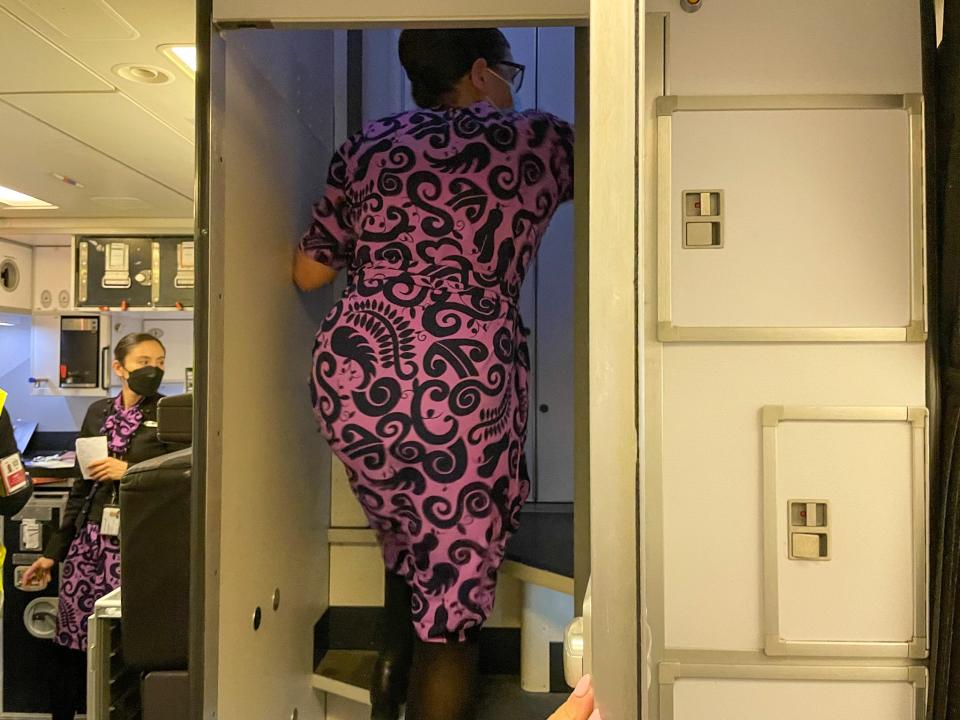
[144,420,158,428]
[0,453,28,496]
[100,505,121,537]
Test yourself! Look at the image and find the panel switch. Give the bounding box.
[788,499,830,560]
[791,533,826,560]
[682,189,723,248]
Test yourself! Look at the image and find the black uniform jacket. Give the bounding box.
[44,395,185,561]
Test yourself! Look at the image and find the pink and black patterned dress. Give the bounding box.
[301,101,574,643]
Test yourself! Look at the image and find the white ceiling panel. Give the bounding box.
[0,7,113,93]
[7,92,194,196]
[16,0,139,40]
[2,0,196,137]
[0,102,192,219]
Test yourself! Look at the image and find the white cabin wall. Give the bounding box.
[644,2,927,718]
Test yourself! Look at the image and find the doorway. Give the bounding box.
[194,3,640,720]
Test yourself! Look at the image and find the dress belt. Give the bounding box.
[352,266,519,309]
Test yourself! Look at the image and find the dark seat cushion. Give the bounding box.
[157,393,193,445]
[120,448,192,670]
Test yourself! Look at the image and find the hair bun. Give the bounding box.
[398,30,509,108]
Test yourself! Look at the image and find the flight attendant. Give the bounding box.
[23,333,182,720]
[294,30,574,720]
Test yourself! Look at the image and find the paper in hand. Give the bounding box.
[76,436,108,479]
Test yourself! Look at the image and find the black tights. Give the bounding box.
[49,643,86,720]
[372,571,479,720]
[405,638,480,720]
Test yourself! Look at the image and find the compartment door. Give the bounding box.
[204,30,338,720]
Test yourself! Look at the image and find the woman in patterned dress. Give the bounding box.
[23,333,182,720]
[294,30,574,720]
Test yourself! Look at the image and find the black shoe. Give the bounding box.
[370,655,408,720]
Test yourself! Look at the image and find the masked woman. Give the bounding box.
[23,332,180,720]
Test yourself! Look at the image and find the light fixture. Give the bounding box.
[0,322,14,327]
[0,185,57,209]
[159,44,196,78]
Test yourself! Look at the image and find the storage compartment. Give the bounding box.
[75,236,194,309]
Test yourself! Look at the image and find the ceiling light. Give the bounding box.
[159,44,196,78]
[113,63,174,85]
[0,185,57,209]
[0,322,14,327]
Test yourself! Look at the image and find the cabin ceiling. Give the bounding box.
[0,0,195,233]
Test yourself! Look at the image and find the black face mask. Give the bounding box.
[126,366,164,397]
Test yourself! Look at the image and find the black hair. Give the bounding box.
[399,30,510,108]
[114,332,165,364]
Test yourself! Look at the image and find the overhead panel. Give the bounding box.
[7,92,194,197]
[2,0,196,139]
[14,0,139,39]
[0,102,192,218]
[0,7,113,93]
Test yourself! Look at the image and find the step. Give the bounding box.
[312,649,377,705]
[312,650,569,718]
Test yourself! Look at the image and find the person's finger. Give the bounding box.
[548,675,595,720]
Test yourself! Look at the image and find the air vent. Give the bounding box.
[112,64,173,85]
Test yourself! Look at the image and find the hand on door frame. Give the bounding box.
[547,674,601,720]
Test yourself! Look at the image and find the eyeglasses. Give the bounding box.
[489,60,525,93]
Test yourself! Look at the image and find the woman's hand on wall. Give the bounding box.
[21,556,54,586]
[88,457,129,482]
[293,249,339,292]
[548,674,601,720]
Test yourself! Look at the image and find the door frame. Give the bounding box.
[193,2,641,718]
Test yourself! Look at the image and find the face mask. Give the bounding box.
[485,68,516,111]
[126,366,164,397]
